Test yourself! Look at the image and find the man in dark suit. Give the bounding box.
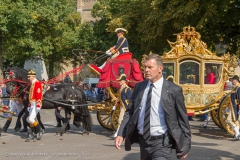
[114,54,191,160]
[229,75,240,141]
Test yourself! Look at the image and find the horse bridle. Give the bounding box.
[5,72,30,99]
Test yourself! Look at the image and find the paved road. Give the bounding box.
[0,109,239,160]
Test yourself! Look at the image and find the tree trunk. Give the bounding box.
[0,30,3,81]
[48,54,54,79]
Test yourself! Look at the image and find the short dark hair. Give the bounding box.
[144,54,164,66]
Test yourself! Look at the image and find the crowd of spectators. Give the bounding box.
[61,75,107,103]
[81,83,106,103]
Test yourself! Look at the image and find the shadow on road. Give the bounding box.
[122,143,239,160]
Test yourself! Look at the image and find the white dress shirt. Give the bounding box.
[137,77,168,136]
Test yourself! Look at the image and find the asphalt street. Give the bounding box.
[0,109,239,160]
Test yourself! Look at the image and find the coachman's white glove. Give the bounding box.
[106,50,112,55]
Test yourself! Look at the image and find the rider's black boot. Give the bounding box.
[34,123,43,140]
[3,117,12,132]
[26,127,35,141]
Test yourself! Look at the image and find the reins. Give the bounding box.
[5,78,30,103]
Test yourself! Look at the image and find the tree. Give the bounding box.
[92,0,240,60]
[0,0,82,78]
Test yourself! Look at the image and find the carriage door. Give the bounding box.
[179,60,200,84]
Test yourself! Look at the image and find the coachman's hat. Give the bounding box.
[115,28,128,34]
[230,75,239,82]
[27,70,36,77]
[116,74,129,81]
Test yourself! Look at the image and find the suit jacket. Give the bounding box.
[117,79,191,159]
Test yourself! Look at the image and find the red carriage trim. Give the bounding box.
[97,55,144,89]
[115,52,132,59]
[47,65,84,84]
[88,52,133,78]
[130,59,144,81]
[88,64,101,76]
[187,111,195,116]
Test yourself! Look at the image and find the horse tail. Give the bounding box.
[79,92,92,132]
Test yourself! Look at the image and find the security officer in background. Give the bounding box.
[106,28,129,58]
[27,70,43,140]
[229,75,240,141]
[113,74,132,138]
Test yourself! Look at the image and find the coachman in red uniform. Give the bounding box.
[27,70,43,140]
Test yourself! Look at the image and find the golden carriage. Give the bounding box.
[90,26,239,136]
[161,26,239,136]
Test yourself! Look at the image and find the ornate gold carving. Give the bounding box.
[163,25,217,58]
[106,87,118,103]
[225,55,239,78]
[141,51,152,69]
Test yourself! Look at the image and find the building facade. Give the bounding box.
[77,0,98,23]
[62,0,98,83]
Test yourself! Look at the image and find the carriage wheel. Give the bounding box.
[217,93,235,136]
[210,109,222,129]
[96,99,115,130]
[110,106,120,131]
[97,110,113,130]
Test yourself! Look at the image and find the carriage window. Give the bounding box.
[163,63,174,82]
[205,63,222,84]
[179,61,200,84]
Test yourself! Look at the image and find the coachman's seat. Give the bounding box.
[88,52,144,88]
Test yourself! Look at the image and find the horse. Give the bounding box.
[3,67,45,132]
[5,67,92,136]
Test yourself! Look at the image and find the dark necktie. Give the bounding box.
[143,83,154,141]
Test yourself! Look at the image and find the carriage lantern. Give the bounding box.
[215,38,228,55]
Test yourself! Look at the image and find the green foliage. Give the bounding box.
[92,0,240,60]
[0,0,82,77]
[1,0,239,78]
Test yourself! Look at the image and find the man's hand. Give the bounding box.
[180,153,189,159]
[114,136,123,150]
